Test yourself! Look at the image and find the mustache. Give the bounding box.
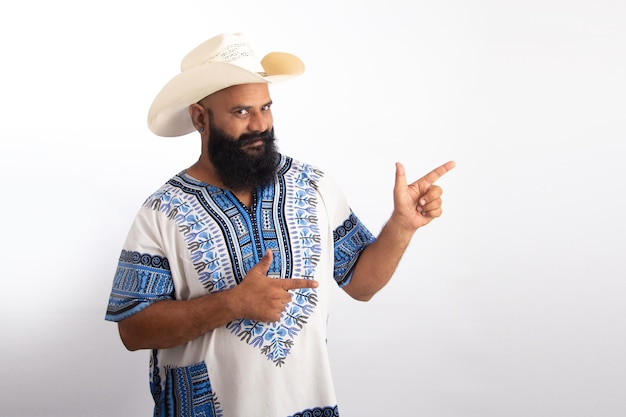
[237,129,275,147]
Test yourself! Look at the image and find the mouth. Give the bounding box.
[241,140,265,155]
[237,130,273,154]
[246,138,264,146]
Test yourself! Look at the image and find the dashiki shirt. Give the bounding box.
[106,155,375,417]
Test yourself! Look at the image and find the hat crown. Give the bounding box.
[181,33,265,74]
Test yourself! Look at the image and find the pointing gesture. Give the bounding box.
[342,160,456,301]
[393,161,456,230]
[232,250,319,323]
[116,250,319,350]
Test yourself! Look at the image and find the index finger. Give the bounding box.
[281,279,319,290]
[419,160,456,186]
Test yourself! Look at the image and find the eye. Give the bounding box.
[262,103,272,111]
[235,108,250,116]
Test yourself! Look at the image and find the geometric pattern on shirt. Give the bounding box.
[333,212,377,287]
[106,251,174,321]
[150,350,223,417]
[288,404,340,417]
[146,155,322,366]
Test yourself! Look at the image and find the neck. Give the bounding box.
[186,159,254,207]
[186,159,220,187]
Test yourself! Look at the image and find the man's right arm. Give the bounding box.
[118,289,238,351]
[117,250,318,351]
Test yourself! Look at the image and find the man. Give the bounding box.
[106,33,455,417]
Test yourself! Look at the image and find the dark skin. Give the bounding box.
[117,83,455,351]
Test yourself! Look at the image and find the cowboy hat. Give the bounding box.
[147,33,305,137]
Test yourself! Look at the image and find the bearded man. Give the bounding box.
[106,33,454,417]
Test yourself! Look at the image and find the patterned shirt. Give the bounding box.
[106,155,375,417]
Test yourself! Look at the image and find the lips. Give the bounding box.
[238,130,273,147]
[244,138,263,146]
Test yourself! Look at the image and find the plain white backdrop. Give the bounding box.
[1,1,625,416]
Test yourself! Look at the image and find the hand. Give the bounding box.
[393,161,456,230]
[232,250,318,322]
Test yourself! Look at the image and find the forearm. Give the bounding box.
[344,216,416,301]
[117,250,319,351]
[118,289,239,351]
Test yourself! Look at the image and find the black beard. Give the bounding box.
[207,125,279,192]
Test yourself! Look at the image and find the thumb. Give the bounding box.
[257,249,273,273]
[394,162,407,192]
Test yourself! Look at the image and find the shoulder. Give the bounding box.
[279,155,327,183]
[279,155,348,200]
[141,171,192,211]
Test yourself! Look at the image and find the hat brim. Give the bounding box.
[148,52,304,137]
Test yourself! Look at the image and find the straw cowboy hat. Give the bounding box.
[147,33,305,137]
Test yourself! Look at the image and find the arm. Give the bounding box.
[343,161,455,301]
[118,250,318,351]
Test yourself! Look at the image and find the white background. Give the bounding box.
[1,1,625,416]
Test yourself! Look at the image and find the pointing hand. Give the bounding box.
[393,161,456,230]
[232,250,318,322]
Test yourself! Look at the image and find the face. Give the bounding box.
[200,83,274,142]
[197,84,280,192]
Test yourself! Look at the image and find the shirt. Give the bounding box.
[106,155,375,417]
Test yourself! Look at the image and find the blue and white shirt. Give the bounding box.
[106,155,375,417]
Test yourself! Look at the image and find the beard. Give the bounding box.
[207,123,280,192]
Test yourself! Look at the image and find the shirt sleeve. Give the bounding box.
[333,211,376,287]
[105,249,174,322]
[314,171,376,287]
[105,207,175,322]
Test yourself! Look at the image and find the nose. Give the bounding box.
[248,110,271,133]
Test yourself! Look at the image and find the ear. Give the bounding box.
[189,103,208,133]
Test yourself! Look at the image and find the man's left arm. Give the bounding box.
[343,161,455,301]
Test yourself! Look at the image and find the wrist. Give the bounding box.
[220,286,245,320]
[387,213,420,237]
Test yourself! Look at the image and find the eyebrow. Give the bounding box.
[231,100,273,112]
